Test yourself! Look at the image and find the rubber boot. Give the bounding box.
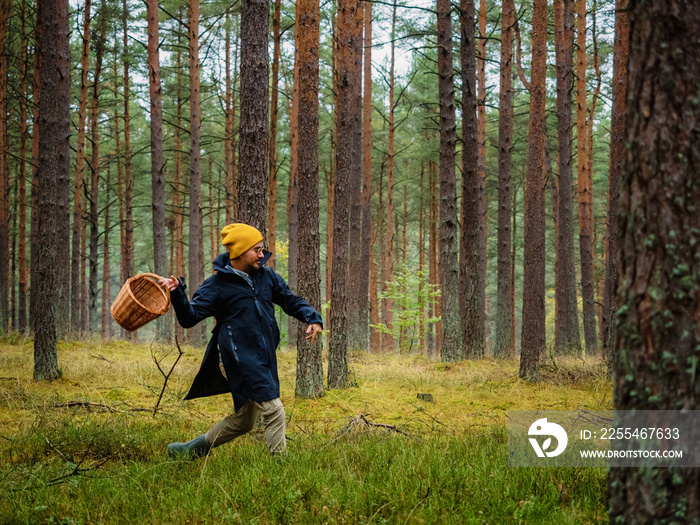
[167,434,210,459]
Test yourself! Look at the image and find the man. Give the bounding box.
[159,223,323,457]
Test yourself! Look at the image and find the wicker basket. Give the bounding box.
[110,273,171,331]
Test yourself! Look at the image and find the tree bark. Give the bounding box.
[147,0,168,341]
[437,0,462,362]
[294,0,324,399]
[18,0,28,334]
[328,0,361,387]
[361,0,373,354]
[553,0,581,353]
[267,0,281,268]
[576,0,597,355]
[608,2,700,521]
[494,0,515,358]
[88,8,105,334]
[519,0,547,380]
[34,0,70,380]
[122,0,134,340]
[102,164,111,340]
[601,0,628,366]
[187,0,206,346]
[460,0,484,359]
[287,35,300,350]
[0,0,8,333]
[237,0,269,234]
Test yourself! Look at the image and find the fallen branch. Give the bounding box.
[151,336,184,417]
[52,402,123,413]
[89,354,115,364]
[326,414,411,447]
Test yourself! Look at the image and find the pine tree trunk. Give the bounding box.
[18,0,28,334]
[347,1,365,354]
[287,39,300,350]
[608,2,700,520]
[519,0,547,380]
[328,0,361,387]
[102,164,111,339]
[477,0,487,343]
[427,159,439,356]
[0,0,8,333]
[494,0,515,358]
[173,35,185,342]
[71,0,91,337]
[122,0,134,339]
[147,0,168,341]
[29,9,41,331]
[88,12,105,334]
[460,0,484,359]
[360,0,373,354]
[34,0,69,380]
[554,0,581,353]
[601,0,628,365]
[382,0,398,354]
[268,0,281,268]
[294,0,324,399]
[576,0,597,355]
[237,0,269,233]
[187,0,206,345]
[224,16,234,224]
[437,0,462,362]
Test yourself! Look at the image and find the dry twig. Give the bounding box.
[151,336,184,417]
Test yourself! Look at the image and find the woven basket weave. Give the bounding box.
[110,273,171,331]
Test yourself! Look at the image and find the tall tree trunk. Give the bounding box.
[361,0,373,354]
[287,36,300,350]
[427,158,439,356]
[187,0,206,345]
[511,182,518,358]
[122,0,134,339]
[18,0,28,334]
[147,0,168,341]
[0,0,8,333]
[382,0,398,354]
[102,164,111,339]
[460,0,484,359]
[554,0,580,353]
[347,1,365,354]
[601,0,628,365]
[88,8,105,334]
[224,15,234,224]
[519,0,547,380]
[71,0,91,337]
[29,7,41,331]
[268,0,281,268]
[295,0,324,399]
[608,2,700,521]
[437,0,462,362]
[34,0,69,380]
[328,0,361,388]
[419,163,425,352]
[237,0,269,233]
[576,0,597,355]
[477,0,488,349]
[494,0,515,358]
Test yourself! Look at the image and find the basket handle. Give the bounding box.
[134,273,171,306]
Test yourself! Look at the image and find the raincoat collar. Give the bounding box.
[212,250,272,274]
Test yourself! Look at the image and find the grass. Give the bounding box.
[0,336,613,524]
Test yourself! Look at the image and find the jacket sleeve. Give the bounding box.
[270,271,323,327]
[170,276,219,328]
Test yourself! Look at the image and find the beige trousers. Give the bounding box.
[205,362,287,455]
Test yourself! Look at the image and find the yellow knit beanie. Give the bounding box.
[221,223,264,259]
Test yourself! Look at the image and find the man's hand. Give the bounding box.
[305,323,323,344]
[158,275,180,292]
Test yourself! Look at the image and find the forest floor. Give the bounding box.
[0,336,612,524]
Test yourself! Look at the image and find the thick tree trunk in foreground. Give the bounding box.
[328,0,361,387]
[34,0,70,380]
[608,2,700,521]
[519,0,547,380]
[601,0,628,365]
[437,0,462,362]
[460,0,484,359]
[237,0,269,234]
[294,0,324,399]
[494,0,515,358]
[553,0,580,353]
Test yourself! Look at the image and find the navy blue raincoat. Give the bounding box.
[170,251,322,412]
